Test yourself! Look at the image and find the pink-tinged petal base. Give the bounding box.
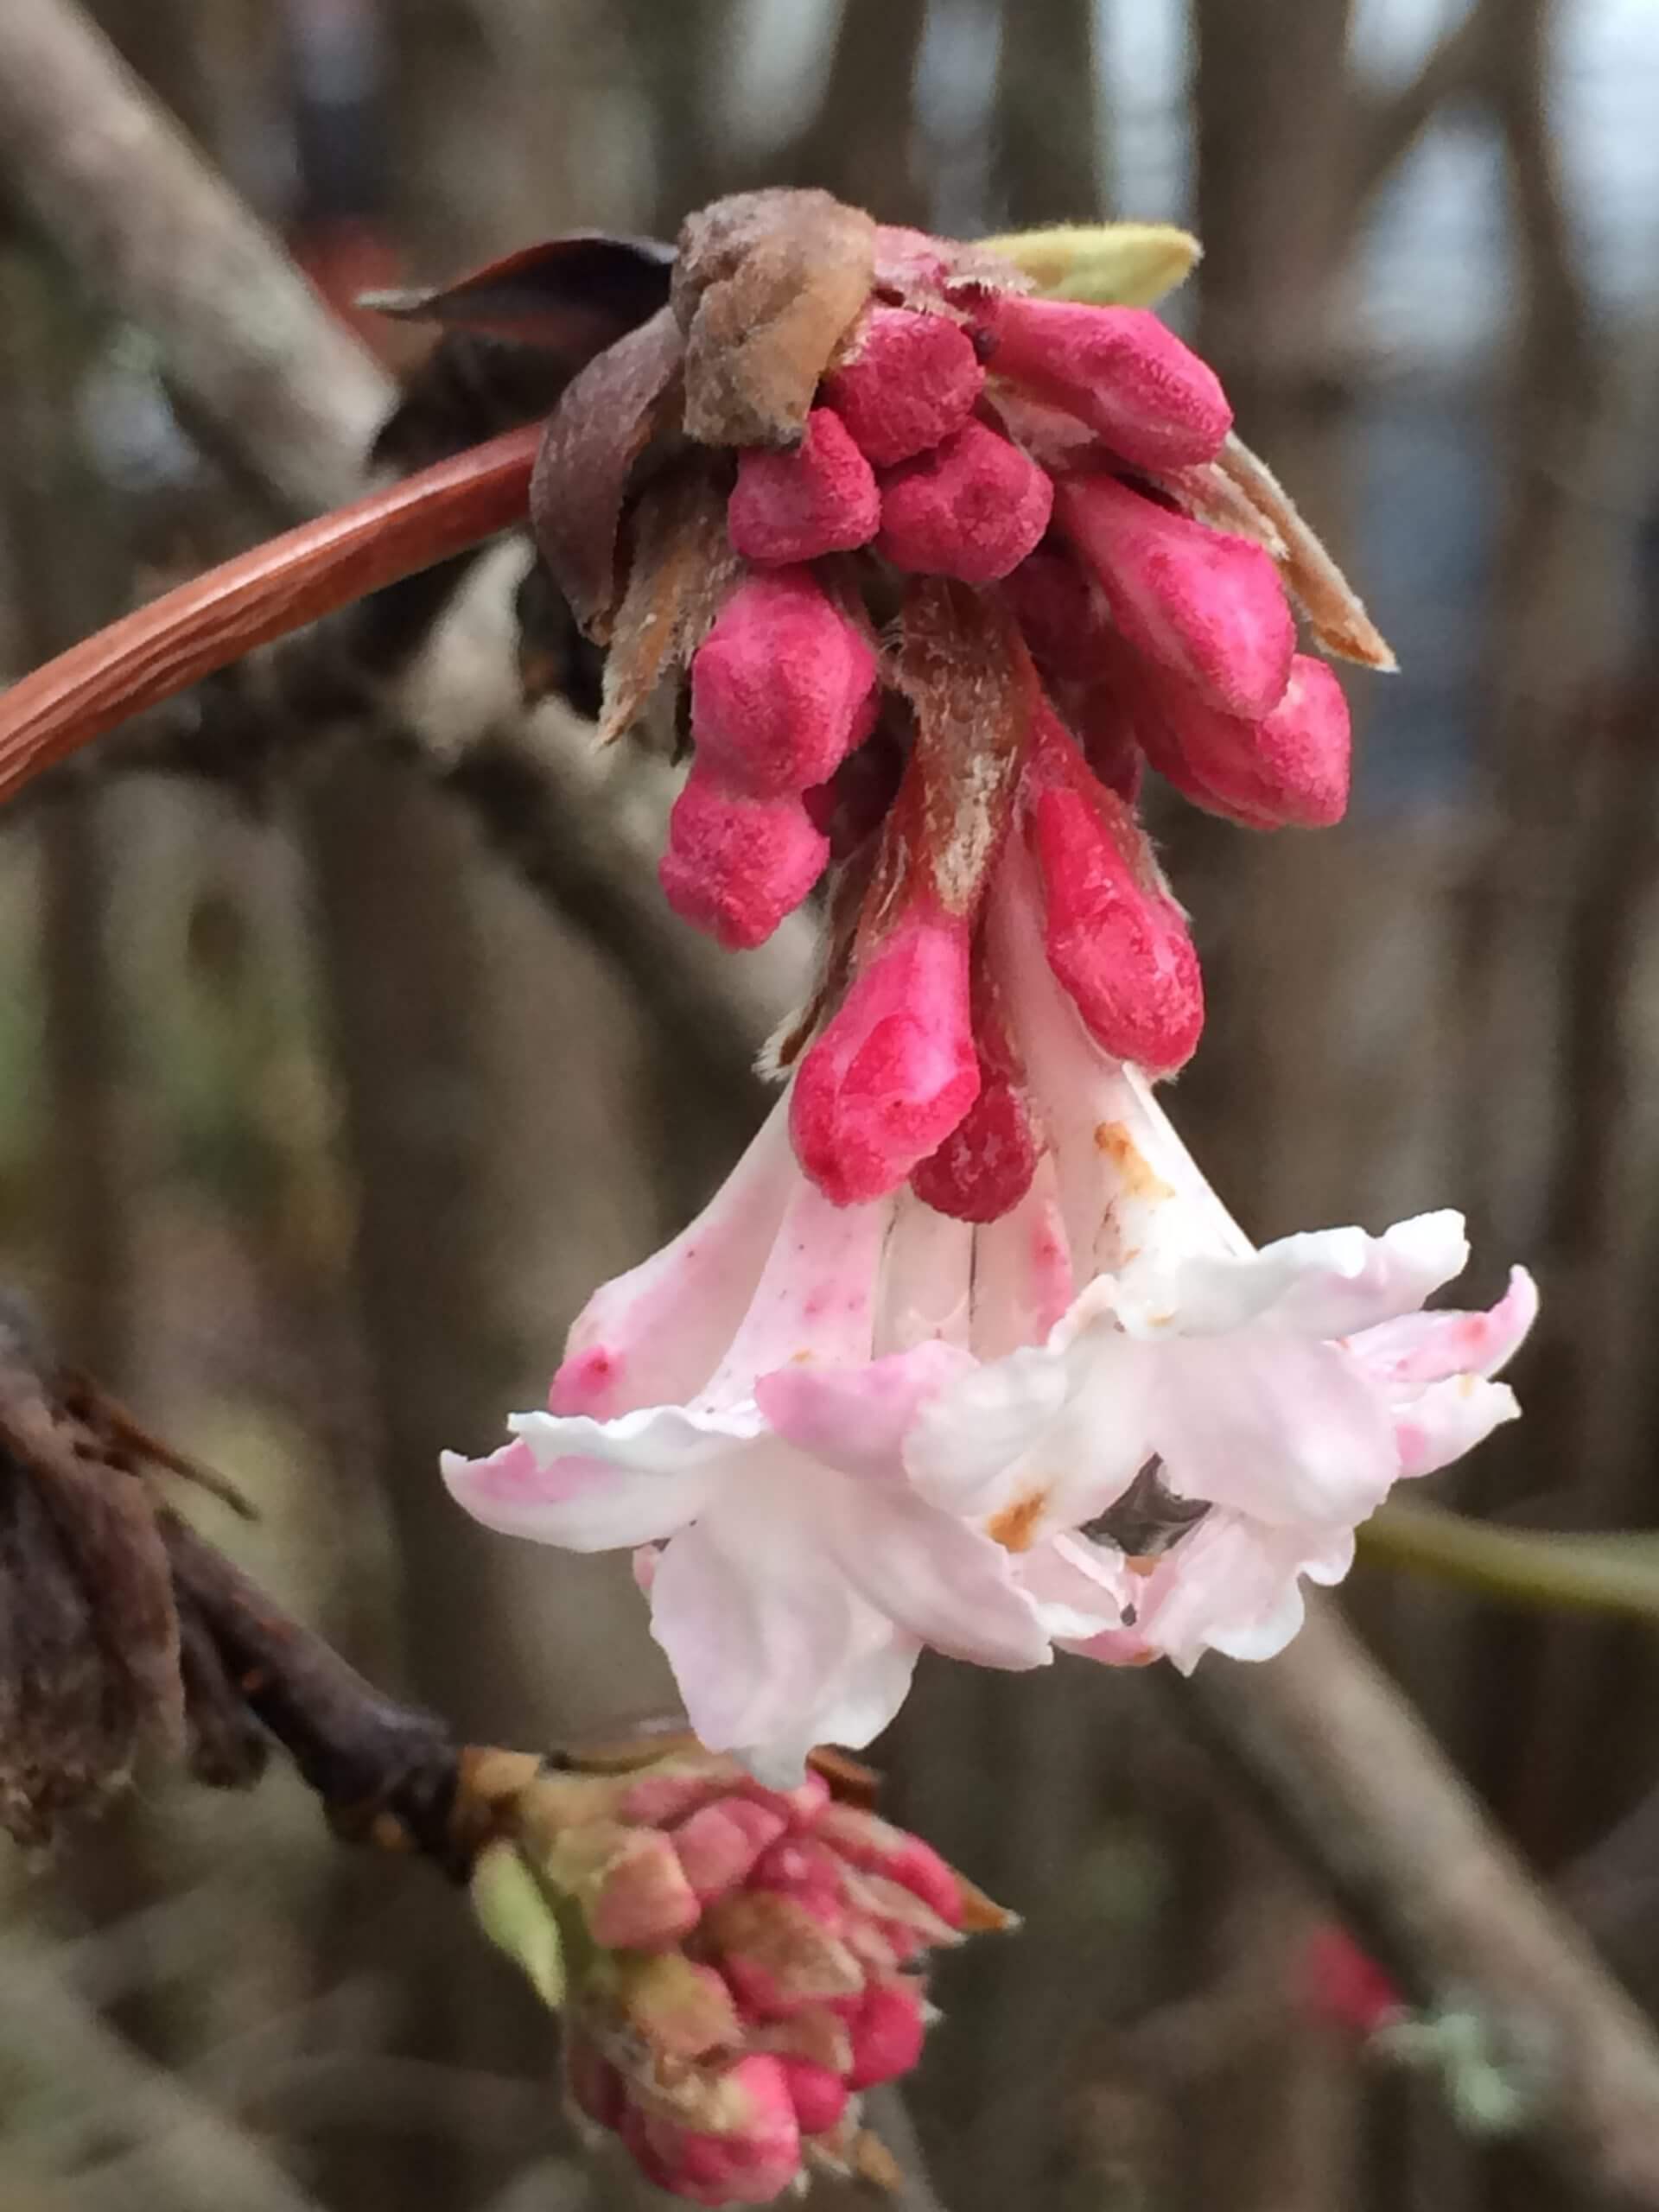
[551,1095,797,1418]
[791,902,980,1205]
[877,419,1054,583]
[727,408,880,565]
[1055,470,1294,720]
[982,296,1232,471]
[823,304,985,465]
[755,1340,975,1481]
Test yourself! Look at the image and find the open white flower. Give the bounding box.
[442,1103,1051,1784]
[443,837,1535,1773]
[901,842,1536,1669]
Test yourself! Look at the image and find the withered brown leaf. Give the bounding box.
[365,233,675,352]
[672,189,876,448]
[531,304,687,642]
[369,233,676,476]
[597,461,736,747]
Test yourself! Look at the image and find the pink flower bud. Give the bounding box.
[1130,649,1352,829]
[625,2053,802,2208]
[660,761,830,949]
[1001,543,1144,802]
[877,419,1054,583]
[810,1803,966,1929]
[822,305,986,465]
[1025,710,1204,1073]
[982,296,1231,471]
[576,1825,702,1951]
[844,1977,927,2089]
[748,1834,849,1927]
[690,569,878,797]
[791,903,980,1205]
[672,1797,789,1904]
[727,409,880,565]
[1055,471,1295,720]
[704,1891,864,2019]
[910,1059,1037,1223]
[776,2054,850,2136]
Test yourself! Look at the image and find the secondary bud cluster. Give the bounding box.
[521,189,1391,1224]
[470,1745,1006,2206]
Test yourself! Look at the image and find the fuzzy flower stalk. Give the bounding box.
[442,195,1535,1783]
[463,1744,1009,2204]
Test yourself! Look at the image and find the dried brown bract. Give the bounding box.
[671,188,877,448]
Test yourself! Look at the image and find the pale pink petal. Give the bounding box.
[754,1340,975,1481]
[647,1491,920,1783]
[901,1339,1074,1515]
[701,1168,895,1401]
[1394,1376,1522,1480]
[1080,1513,1355,1672]
[819,1484,1055,1668]
[449,1402,762,1548]
[791,900,980,1206]
[551,1096,797,1417]
[968,1158,1075,1362]
[874,1191,974,1355]
[1351,1266,1539,1389]
[1133,1212,1471,1344]
[905,1319,1152,1535]
[1015,1530,1136,1641]
[1150,1335,1398,1525]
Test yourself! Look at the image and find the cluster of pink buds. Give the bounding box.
[468,1744,1006,2205]
[525,188,1391,1224]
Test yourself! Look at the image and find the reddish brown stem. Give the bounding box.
[0,423,541,804]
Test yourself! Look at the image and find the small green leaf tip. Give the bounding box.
[471,1839,566,2009]
[976,223,1202,308]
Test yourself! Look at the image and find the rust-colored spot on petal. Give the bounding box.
[987,1490,1047,1554]
[1094,1121,1175,1203]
